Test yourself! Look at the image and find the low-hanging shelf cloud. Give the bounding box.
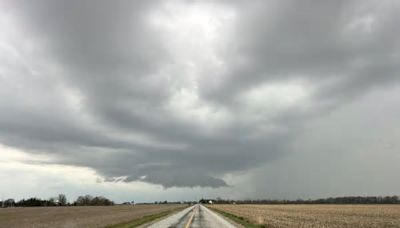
[0,0,399,200]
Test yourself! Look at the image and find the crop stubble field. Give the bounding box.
[209,204,400,228]
[0,204,185,228]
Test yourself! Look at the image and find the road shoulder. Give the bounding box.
[206,205,264,228]
[107,206,189,228]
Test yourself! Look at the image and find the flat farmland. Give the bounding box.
[0,204,185,228]
[209,204,400,228]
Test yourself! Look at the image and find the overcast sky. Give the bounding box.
[1,0,400,203]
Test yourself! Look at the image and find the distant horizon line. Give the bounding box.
[1,194,399,205]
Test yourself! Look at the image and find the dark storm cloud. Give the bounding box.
[0,0,399,188]
[205,0,400,102]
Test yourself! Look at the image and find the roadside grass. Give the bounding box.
[106,207,184,228]
[208,207,266,228]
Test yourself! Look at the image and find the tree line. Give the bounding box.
[201,195,400,204]
[1,194,114,207]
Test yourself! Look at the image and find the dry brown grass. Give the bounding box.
[0,204,186,228]
[209,204,400,228]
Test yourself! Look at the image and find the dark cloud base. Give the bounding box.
[0,0,399,188]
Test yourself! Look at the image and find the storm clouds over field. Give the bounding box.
[1,0,400,201]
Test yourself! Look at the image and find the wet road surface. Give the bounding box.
[144,204,237,228]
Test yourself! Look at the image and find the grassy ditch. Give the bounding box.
[107,207,184,228]
[208,207,266,228]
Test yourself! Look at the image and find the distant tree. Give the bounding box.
[75,195,93,206]
[49,197,57,206]
[16,198,50,207]
[93,196,113,206]
[74,195,113,206]
[58,194,67,206]
[3,199,15,207]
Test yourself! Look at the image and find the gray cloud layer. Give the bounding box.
[1,0,399,189]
